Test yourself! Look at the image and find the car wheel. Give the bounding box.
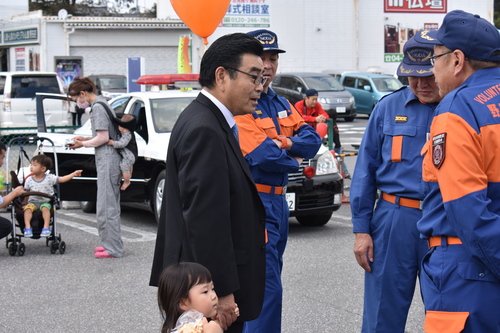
[80,201,96,213]
[296,213,332,226]
[344,116,355,122]
[152,170,166,224]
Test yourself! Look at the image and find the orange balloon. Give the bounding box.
[316,122,328,139]
[171,0,231,45]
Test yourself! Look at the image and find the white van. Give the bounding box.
[0,72,68,130]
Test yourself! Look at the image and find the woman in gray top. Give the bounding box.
[68,77,123,259]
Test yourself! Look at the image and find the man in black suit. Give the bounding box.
[150,33,267,333]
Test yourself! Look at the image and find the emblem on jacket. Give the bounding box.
[395,116,408,123]
[432,133,446,169]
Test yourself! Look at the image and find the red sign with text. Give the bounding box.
[384,0,447,13]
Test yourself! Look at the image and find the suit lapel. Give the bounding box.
[196,94,255,183]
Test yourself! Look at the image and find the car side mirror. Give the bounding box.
[297,87,302,93]
[363,85,372,92]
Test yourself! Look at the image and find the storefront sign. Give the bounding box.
[384,53,404,62]
[55,57,83,89]
[223,0,270,28]
[3,28,38,44]
[424,23,439,30]
[15,47,26,71]
[384,0,446,13]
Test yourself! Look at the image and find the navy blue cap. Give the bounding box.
[247,29,286,53]
[397,31,434,77]
[305,89,318,97]
[414,10,500,62]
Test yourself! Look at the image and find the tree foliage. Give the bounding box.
[29,0,156,17]
[495,0,500,28]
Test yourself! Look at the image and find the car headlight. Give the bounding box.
[318,97,330,104]
[316,150,339,175]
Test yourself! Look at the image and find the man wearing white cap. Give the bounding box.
[415,10,500,332]
[351,31,441,332]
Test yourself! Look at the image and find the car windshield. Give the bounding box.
[11,76,61,98]
[151,96,195,133]
[372,77,403,92]
[303,76,345,92]
[99,77,127,90]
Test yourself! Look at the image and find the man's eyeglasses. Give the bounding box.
[430,51,453,66]
[226,67,267,86]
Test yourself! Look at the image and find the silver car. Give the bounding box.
[271,72,357,122]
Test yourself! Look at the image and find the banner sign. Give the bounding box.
[223,0,270,28]
[384,0,447,13]
[177,36,192,74]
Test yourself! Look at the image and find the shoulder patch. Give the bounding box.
[432,133,446,169]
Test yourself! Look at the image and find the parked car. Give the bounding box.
[339,72,403,116]
[88,74,127,100]
[271,72,357,122]
[35,87,344,226]
[0,71,67,130]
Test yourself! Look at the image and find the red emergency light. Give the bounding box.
[303,166,316,178]
[136,74,200,85]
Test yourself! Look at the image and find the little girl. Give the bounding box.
[157,262,239,333]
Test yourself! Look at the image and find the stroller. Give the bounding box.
[4,136,66,256]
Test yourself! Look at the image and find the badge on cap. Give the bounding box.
[432,133,446,169]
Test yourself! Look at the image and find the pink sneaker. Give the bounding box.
[94,247,105,253]
[94,251,116,259]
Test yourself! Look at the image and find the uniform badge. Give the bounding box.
[255,110,263,115]
[395,116,408,123]
[278,110,288,119]
[432,133,446,169]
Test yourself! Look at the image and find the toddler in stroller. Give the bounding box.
[21,154,82,238]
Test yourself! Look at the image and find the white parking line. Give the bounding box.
[55,216,157,243]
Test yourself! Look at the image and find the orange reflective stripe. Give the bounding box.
[255,183,284,195]
[424,310,469,333]
[235,114,269,156]
[391,135,403,162]
[428,236,462,248]
[430,113,485,202]
[479,125,500,182]
[381,192,421,209]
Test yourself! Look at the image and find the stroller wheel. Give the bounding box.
[8,243,17,256]
[50,242,57,254]
[17,243,25,256]
[59,241,66,255]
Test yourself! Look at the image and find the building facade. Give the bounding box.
[0,0,494,84]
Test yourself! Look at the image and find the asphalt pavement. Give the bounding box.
[0,206,425,333]
[0,117,426,332]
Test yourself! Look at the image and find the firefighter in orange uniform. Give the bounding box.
[415,10,500,332]
[235,30,321,333]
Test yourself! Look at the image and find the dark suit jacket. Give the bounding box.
[150,93,267,322]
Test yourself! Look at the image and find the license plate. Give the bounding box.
[336,106,346,113]
[286,192,296,211]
